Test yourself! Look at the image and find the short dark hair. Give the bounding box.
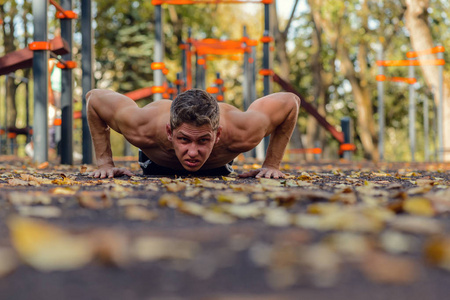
[170,89,220,130]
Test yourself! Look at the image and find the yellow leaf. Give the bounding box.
[77,191,112,209]
[158,194,183,208]
[125,206,157,221]
[50,187,78,195]
[217,193,250,204]
[403,197,435,217]
[7,217,93,271]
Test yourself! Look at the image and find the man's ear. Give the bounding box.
[166,123,173,141]
[215,126,222,144]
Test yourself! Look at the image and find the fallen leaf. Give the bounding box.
[125,206,157,221]
[49,187,78,195]
[117,198,149,206]
[217,193,250,204]
[131,236,199,261]
[77,191,112,209]
[8,217,94,271]
[16,206,62,218]
[264,208,291,227]
[158,194,183,208]
[8,192,52,206]
[360,251,418,284]
[403,197,435,217]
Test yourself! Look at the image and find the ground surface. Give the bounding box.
[0,156,449,300]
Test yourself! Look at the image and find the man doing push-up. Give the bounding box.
[87,88,300,179]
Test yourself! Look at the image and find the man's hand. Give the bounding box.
[89,165,134,178]
[239,167,285,179]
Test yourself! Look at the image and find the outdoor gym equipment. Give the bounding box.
[376,45,445,162]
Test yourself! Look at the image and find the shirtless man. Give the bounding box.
[87,88,300,179]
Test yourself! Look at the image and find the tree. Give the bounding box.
[405,0,450,161]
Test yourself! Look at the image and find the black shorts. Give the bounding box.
[138,150,233,176]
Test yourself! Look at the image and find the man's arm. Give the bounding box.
[237,92,300,179]
[86,89,140,178]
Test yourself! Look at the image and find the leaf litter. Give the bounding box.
[0,160,449,290]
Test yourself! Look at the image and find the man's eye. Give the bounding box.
[200,139,210,143]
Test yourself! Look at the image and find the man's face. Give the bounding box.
[166,122,221,172]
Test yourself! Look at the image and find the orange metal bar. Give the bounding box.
[49,0,74,19]
[206,86,219,94]
[376,59,445,67]
[55,10,78,19]
[340,143,356,151]
[29,41,52,51]
[56,60,77,69]
[259,69,273,76]
[406,46,445,58]
[287,148,322,154]
[151,86,166,94]
[216,95,224,102]
[152,0,273,4]
[151,62,165,70]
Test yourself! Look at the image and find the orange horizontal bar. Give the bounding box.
[216,95,224,102]
[29,41,52,51]
[390,77,417,84]
[152,0,273,4]
[56,60,77,69]
[377,59,445,67]
[151,86,166,94]
[174,79,184,85]
[340,143,356,151]
[54,118,62,126]
[214,78,224,85]
[151,62,165,70]
[197,58,206,65]
[406,46,445,58]
[287,148,322,154]
[7,132,17,139]
[55,10,78,19]
[162,67,169,75]
[206,86,219,94]
[259,69,274,76]
[376,74,386,81]
[260,36,273,43]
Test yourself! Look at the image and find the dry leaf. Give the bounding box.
[77,191,112,209]
[37,162,49,169]
[117,198,149,206]
[131,236,199,261]
[158,194,183,208]
[388,216,443,235]
[8,179,33,186]
[403,197,435,217]
[202,211,235,224]
[360,251,418,284]
[16,206,62,218]
[264,208,291,227]
[8,217,93,271]
[50,187,78,195]
[8,192,52,206]
[125,206,157,221]
[217,193,250,204]
[178,202,205,216]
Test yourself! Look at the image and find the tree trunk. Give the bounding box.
[272,0,303,152]
[1,3,19,128]
[405,0,450,161]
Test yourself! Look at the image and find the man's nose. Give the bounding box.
[187,144,199,157]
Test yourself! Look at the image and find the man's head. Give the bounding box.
[166,89,221,172]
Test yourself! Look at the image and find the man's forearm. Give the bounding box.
[87,94,115,167]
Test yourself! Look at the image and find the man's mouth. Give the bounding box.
[185,159,200,168]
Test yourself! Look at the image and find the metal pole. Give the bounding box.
[437,46,444,162]
[25,81,31,144]
[341,117,352,160]
[423,94,429,161]
[32,0,49,163]
[250,45,257,103]
[377,47,384,161]
[408,56,415,162]
[154,4,163,101]
[186,28,192,90]
[3,75,8,155]
[60,0,74,164]
[243,26,250,110]
[82,0,93,163]
[262,2,272,152]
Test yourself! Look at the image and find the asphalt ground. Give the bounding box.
[0,157,449,300]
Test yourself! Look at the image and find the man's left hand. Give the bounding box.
[239,167,285,179]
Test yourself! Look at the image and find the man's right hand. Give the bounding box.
[89,165,134,178]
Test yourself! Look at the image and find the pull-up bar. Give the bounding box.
[152,0,272,4]
[49,0,78,19]
[376,59,445,67]
[406,45,445,58]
